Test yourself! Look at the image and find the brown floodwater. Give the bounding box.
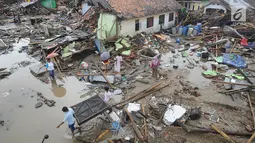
[0,39,88,143]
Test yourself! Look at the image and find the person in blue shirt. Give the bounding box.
[46,59,55,79]
[57,106,80,138]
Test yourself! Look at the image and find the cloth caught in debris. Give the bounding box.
[182,51,189,57]
[202,70,244,80]
[225,74,244,80]
[122,50,131,56]
[215,56,223,63]
[127,103,141,112]
[202,70,218,77]
[223,54,246,68]
[163,105,186,126]
[100,52,110,61]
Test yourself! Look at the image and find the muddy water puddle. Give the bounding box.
[0,40,88,143]
[161,50,212,88]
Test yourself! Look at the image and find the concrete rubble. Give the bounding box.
[1,0,255,143]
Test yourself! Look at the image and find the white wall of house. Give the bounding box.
[118,12,176,37]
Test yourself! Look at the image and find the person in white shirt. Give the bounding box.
[104,86,113,102]
[57,106,80,138]
[46,59,55,79]
[114,54,123,73]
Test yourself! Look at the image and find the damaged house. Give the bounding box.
[86,0,182,40]
[204,0,255,14]
[176,0,209,11]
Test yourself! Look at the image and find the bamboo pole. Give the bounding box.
[115,83,169,109]
[212,80,255,87]
[248,93,255,129]
[247,132,255,143]
[95,129,109,142]
[93,62,113,88]
[211,124,236,143]
[142,104,148,140]
[52,58,64,79]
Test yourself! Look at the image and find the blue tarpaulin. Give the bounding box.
[223,54,246,68]
[244,42,255,49]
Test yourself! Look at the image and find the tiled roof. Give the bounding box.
[90,0,182,19]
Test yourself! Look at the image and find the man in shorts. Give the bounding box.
[57,106,80,138]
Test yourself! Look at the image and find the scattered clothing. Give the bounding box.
[114,56,123,73]
[223,54,246,68]
[63,108,75,125]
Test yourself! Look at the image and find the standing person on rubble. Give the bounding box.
[150,55,160,78]
[46,59,55,80]
[56,106,80,138]
[104,86,113,102]
[114,54,123,73]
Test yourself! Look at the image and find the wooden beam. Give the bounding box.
[212,80,255,87]
[125,108,144,141]
[93,61,113,88]
[248,93,255,129]
[142,104,148,140]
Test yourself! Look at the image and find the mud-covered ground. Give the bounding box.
[0,23,254,143]
[0,40,88,143]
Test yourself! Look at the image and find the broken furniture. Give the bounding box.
[71,95,112,125]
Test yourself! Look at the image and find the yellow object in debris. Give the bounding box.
[95,129,110,141]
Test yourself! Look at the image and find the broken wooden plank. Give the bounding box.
[125,108,144,141]
[52,58,64,79]
[77,73,126,76]
[113,82,162,107]
[212,80,255,87]
[179,123,252,136]
[248,93,255,129]
[142,104,148,140]
[238,68,253,85]
[136,79,149,84]
[93,61,113,88]
[219,88,251,95]
[115,83,169,109]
